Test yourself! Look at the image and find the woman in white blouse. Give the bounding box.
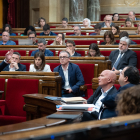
[29,51,51,72]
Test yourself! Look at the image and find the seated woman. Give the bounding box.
[88,43,104,57]
[51,33,65,45]
[116,85,140,116]
[101,31,118,45]
[136,22,140,35]
[21,26,35,36]
[35,17,46,29]
[111,25,120,35]
[0,24,16,36]
[29,51,51,72]
[112,13,119,21]
[124,18,134,27]
[82,18,93,28]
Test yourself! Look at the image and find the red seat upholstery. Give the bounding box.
[66,32,86,35]
[21,63,31,71]
[132,40,140,44]
[114,84,120,90]
[0,79,39,126]
[47,63,60,71]
[13,40,18,45]
[0,79,5,100]
[0,50,26,56]
[50,26,56,28]
[74,40,97,45]
[29,50,55,56]
[134,51,140,71]
[100,51,111,56]
[48,40,54,45]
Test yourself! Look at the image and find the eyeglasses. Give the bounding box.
[74,29,80,31]
[59,56,69,59]
[66,45,73,47]
[29,37,35,39]
[106,20,111,22]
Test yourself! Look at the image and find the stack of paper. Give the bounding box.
[61,97,86,104]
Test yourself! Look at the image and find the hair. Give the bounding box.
[83,18,91,27]
[43,24,50,31]
[116,85,140,116]
[59,51,70,58]
[28,31,36,37]
[88,43,101,57]
[38,38,46,45]
[2,31,10,36]
[125,18,134,27]
[23,26,35,35]
[94,23,101,30]
[120,36,131,46]
[111,25,120,35]
[38,17,46,27]
[13,52,21,59]
[112,13,120,21]
[66,40,75,46]
[34,51,45,71]
[2,24,13,34]
[119,31,129,39]
[124,66,140,85]
[129,11,135,15]
[104,31,114,44]
[62,17,68,23]
[52,33,65,45]
[74,25,81,30]
[104,15,112,21]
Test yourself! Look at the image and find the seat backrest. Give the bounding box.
[13,40,18,45]
[0,78,5,100]
[74,40,97,45]
[58,51,85,56]
[48,40,54,45]
[114,84,120,90]
[0,50,26,56]
[47,63,60,71]
[21,63,31,71]
[5,79,39,116]
[100,51,111,56]
[134,51,140,69]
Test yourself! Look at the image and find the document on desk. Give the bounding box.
[56,104,95,112]
[61,97,86,104]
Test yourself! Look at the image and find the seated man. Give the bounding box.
[0,49,14,72]
[99,15,115,28]
[57,17,73,28]
[119,31,137,44]
[31,38,54,56]
[90,23,101,35]
[40,24,56,36]
[53,51,85,97]
[28,31,37,45]
[66,40,81,56]
[69,25,83,36]
[2,52,26,71]
[100,66,140,119]
[128,11,140,21]
[0,31,16,45]
[81,70,117,122]
[109,36,137,74]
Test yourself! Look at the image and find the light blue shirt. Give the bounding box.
[0,40,16,45]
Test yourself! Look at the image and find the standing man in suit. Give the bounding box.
[53,51,85,97]
[66,40,81,56]
[81,70,117,122]
[69,25,83,36]
[100,66,139,119]
[99,15,115,28]
[31,38,54,56]
[109,36,137,75]
[2,52,26,71]
[0,49,14,72]
[128,11,140,21]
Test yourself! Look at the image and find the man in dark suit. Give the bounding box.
[40,24,56,36]
[2,52,26,71]
[128,11,140,21]
[81,70,117,122]
[109,36,137,75]
[100,66,139,119]
[99,15,115,28]
[0,49,14,72]
[66,40,81,56]
[69,25,84,36]
[31,38,54,56]
[53,51,85,97]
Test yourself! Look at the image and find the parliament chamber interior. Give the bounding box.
[0,0,140,139]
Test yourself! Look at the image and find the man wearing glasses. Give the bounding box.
[69,25,83,36]
[28,31,37,45]
[99,15,115,28]
[53,51,85,97]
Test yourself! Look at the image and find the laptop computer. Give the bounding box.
[18,39,33,45]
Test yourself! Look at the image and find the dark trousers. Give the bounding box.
[81,112,98,122]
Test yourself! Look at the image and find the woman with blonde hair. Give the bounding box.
[125,18,134,27]
[52,33,65,45]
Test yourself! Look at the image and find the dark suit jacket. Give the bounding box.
[73,52,81,57]
[109,49,137,69]
[101,83,136,119]
[90,33,97,35]
[131,40,137,44]
[87,86,117,119]
[99,22,115,27]
[100,42,118,45]
[53,62,85,96]
[40,31,57,36]
[0,61,8,72]
[2,63,26,71]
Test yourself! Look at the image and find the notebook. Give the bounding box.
[46,114,81,119]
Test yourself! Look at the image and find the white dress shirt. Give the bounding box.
[62,65,71,89]
[9,65,16,71]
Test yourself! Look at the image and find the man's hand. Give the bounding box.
[83,101,87,104]
[11,62,19,70]
[66,47,72,56]
[106,22,110,27]
[112,67,120,75]
[5,49,14,62]
[66,88,73,93]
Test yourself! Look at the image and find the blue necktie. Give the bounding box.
[113,52,123,69]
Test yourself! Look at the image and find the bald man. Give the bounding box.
[81,70,117,122]
[128,11,140,21]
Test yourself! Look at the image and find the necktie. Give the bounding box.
[113,52,123,69]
